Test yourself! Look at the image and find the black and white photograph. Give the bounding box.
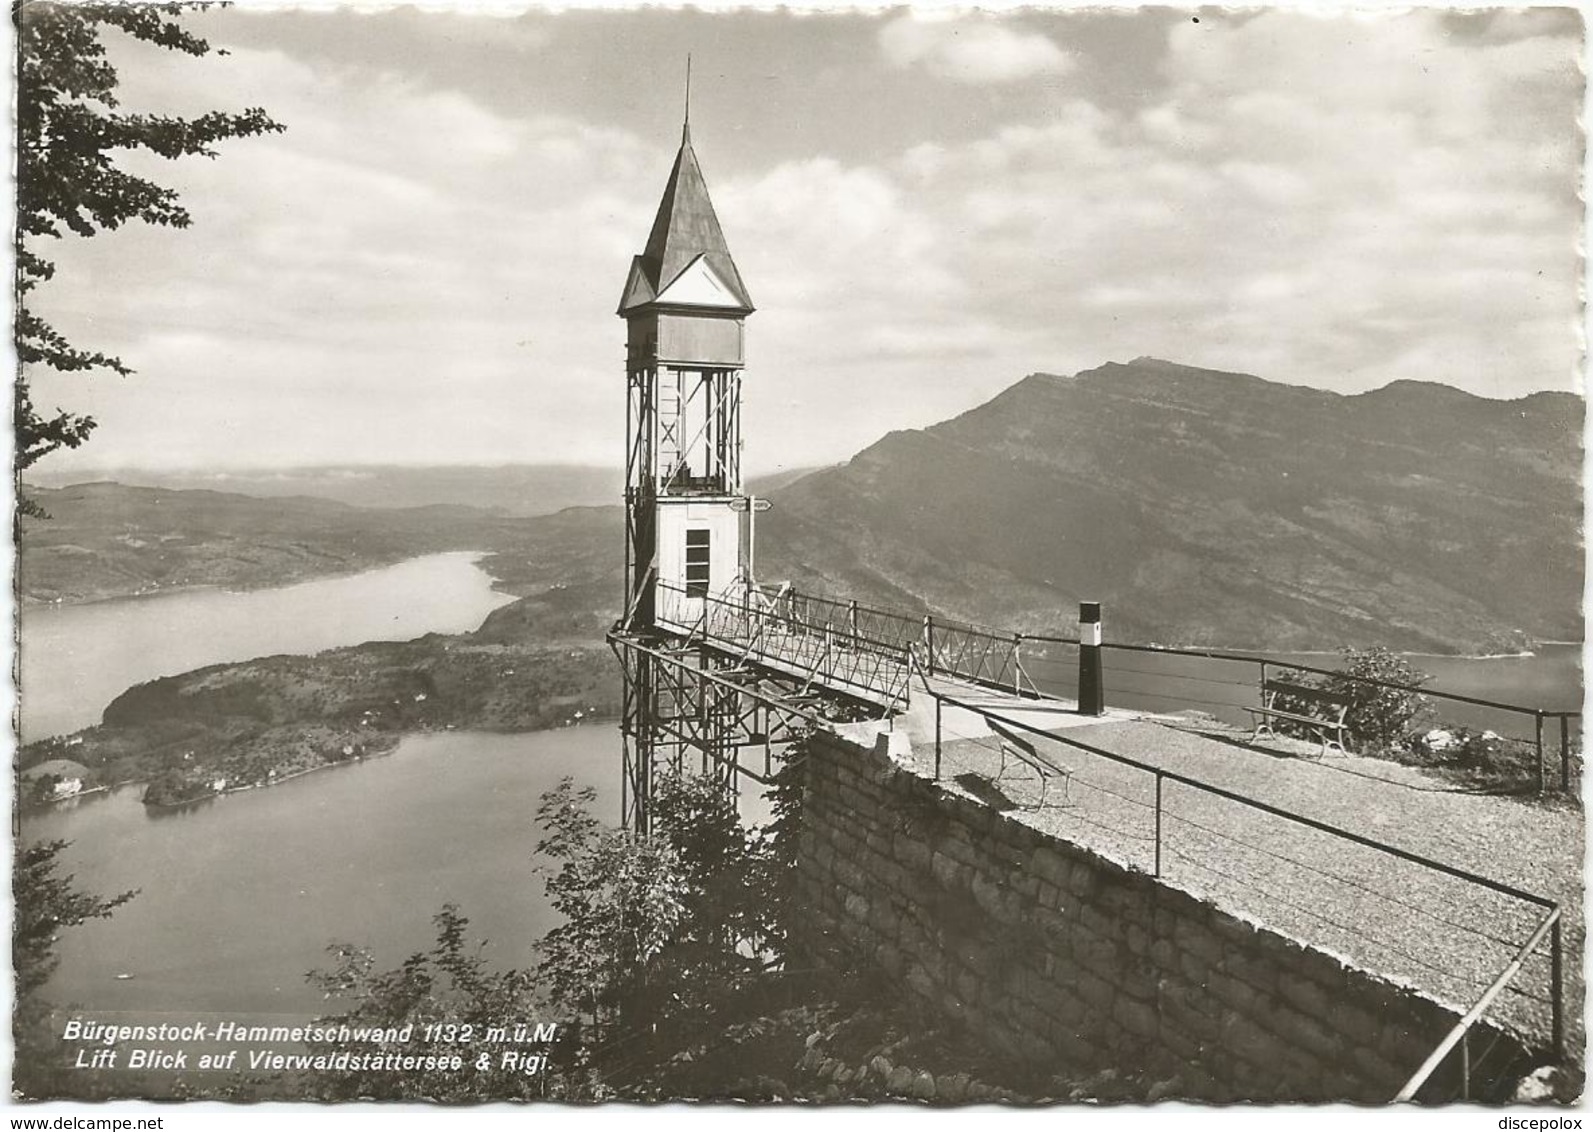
[8,0,1586,1115]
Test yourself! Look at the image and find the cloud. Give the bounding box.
[31,40,673,470]
[879,13,1073,85]
[28,9,1583,477]
[855,9,1582,400]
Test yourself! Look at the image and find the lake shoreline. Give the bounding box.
[20,551,526,744]
[20,548,509,613]
[25,714,625,823]
[21,726,626,1027]
[135,716,621,811]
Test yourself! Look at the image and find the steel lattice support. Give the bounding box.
[610,629,885,833]
[623,365,658,627]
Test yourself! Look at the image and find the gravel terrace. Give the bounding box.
[891,685,1584,1058]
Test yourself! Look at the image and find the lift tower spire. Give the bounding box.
[613,113,756,832]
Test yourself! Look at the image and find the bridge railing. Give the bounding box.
[749,584,1580,794]
[656,581,912,711]
[751,584,1040,699]
[1013,638,1582,795]
[751,585,923,656]
[927,687,1565,1102]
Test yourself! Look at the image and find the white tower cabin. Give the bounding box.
[619,120,754,632]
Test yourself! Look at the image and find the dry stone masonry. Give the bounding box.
[792,727,1530,1102]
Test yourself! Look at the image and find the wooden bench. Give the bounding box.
[1248,678,1352,758]
[989,719,1072,809]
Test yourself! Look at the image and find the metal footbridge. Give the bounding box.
[648,579,1048,710]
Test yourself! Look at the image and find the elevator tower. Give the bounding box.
[612,118,756,831]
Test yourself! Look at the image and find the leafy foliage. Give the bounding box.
[1312,647,1432,751]
[13,840,138,1099]
[746,730,811,960]
[294,752,812,1100]
[1404,725,1579,797]
[14,838,137,1000]
[532,769,782,1031]
[14,0,283,479]
[531,778,691,1029]
[303,905,596,1101]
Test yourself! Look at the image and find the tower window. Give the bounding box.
[685,529,711,597]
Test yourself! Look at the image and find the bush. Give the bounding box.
[532,769,787,1034]
[1409,725,1569,795]
[1314,646,1433,752]
[304,905,597,1101]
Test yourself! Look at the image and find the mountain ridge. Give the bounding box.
[758,358,1583,653]
[19,359,1583,656]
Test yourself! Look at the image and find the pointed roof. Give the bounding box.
[619,127,754,316]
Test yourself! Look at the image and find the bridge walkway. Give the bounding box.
[655,584,914,711]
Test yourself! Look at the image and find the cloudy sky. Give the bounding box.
[25,3,1584,476]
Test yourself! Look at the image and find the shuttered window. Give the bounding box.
[685,529,711,597]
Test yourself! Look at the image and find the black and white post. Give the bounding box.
[1078,601,1104,716]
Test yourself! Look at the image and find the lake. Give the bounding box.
[1024,642,1584,745]
[24,727,623,1023]
[18,551,517,743]
[16,552,786,1038]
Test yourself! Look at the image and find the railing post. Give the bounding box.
[1461,1030,1470,1101]
[1078,602,1104,716]
[934,695,943,780]
[1535,712,1545,795]
[1560,714,1571,793]
[924,616,936,678]
[1012,633,1022,695]
[897,651,912,719]
[1154,772,1163,878]
[848,599,858,643]
[1552,916,1564,1059]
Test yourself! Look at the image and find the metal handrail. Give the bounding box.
[752,584,1579,723]
[928,688,1565,1090]
[653,575,1573,1089]
[1393,906,1562,1102]
[667,583,911,659]
[932,691,1556,907]
[656,581,912,711]
[1098,640,1583,721]
[750,582,1579,790]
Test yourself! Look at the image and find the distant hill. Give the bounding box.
[21,462,820,519]
[16,482,620,608]
[21,361,1583,655]
[759,358,1584,654]
[21,463,624,517]
[748,466,829,495]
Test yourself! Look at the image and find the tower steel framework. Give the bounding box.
[606,120,903,832]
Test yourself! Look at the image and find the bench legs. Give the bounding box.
[1301,724,1347,759]
[1247,709,1348,760]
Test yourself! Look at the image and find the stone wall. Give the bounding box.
[792,726,1531,1102]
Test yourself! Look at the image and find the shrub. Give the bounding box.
[1316,646,1433,752]
[1410,725,1570,795]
